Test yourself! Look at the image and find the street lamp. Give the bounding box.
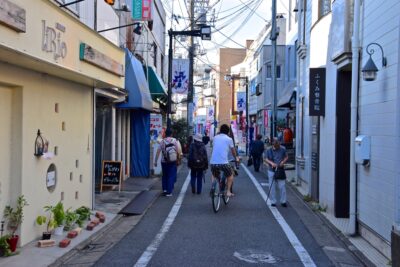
[166,25,212,129]
[361,42,387,81]
[224,74,249,156]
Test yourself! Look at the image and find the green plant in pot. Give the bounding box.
[75,206,91,227]
[64,209,78,231]
[35,206,57,240]
[3,195,29,252]
[0,234,12,257]
[50,202,65,236]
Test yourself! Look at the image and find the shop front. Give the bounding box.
[0,0,124,245]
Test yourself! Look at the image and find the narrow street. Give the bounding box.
[64,164,365,267]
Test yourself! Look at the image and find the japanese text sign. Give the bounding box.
[132,0,152,21]
[309,68,326,116]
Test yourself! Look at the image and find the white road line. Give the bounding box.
[242,164,317,267]
[134,173,191,267]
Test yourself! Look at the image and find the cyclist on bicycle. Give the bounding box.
[210,124,239,197]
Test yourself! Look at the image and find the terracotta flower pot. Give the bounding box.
[7,235,19,252]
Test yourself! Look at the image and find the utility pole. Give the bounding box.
[167,29,173,129]
[245,76,249,156]
[188,0,194,137]
[270,0,277,139]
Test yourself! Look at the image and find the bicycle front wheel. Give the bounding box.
[211,180,221,213]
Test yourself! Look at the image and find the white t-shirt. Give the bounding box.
[210,134,234,164]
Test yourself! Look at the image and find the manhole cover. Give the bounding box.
[234,249,279,264]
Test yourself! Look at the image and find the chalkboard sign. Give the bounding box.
[101,161,122,192]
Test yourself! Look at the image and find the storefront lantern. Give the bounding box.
[34,129,44,157]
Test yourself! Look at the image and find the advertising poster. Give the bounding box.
[150,113,162,140]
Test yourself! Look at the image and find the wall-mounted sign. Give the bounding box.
[132,0,152,21]
[80,43,124,76]
[309,68,326,116]
[42,20,67,60]
[0,0,26,32]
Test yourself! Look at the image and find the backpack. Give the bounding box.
[162,138,178,162]
[190,143,207,169]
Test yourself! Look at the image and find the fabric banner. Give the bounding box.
[237,91,246,111]
[172,59,189,94]
[206,106,214,123]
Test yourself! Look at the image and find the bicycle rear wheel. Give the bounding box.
[211,180,221,213]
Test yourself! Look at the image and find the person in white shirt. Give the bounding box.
[210,124,239,197]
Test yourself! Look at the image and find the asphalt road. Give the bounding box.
[91,164,365,267]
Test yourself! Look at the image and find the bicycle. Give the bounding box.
[210,173,230,213]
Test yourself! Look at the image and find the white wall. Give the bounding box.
[357,0,400,242]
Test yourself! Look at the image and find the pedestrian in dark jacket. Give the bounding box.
[188,133,209,194]
[251,134,265,172]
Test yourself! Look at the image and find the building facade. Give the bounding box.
[295,0,400,262]
[0,0,125,245]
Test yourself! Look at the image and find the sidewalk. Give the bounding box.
[0,177,161,267]
[286,169,389,267]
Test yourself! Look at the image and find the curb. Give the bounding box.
[287,182,376,267]
[49,167,186,266]
[49,213,124,266]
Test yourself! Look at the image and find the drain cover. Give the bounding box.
[234,249,279,264]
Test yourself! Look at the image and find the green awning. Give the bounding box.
[146,66,168,105]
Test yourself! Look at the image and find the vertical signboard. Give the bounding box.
[309,68,326,116]
[236,92,246,112]
[172,59,189,94]
[132,0,152,21]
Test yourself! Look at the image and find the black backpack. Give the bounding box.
[190,143,207,169]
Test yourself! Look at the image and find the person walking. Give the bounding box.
[264,137,289,207]
[210,124,239,197]
[251,134,265,172]
[188,133,208,194]
[154,129,182,196]
[202,130,210,146]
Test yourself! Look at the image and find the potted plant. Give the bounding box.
[35,206,57,240]
[51,202,65,236]
[75,206,91,227]
[64,209,78,231]
[0,234,11,257]
[3,195,29,252]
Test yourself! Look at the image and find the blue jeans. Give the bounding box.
[190,169,204,194]
[161,162,177,194]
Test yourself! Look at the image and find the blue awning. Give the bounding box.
[117,49,153,111]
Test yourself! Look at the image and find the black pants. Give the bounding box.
[252,154,262,171]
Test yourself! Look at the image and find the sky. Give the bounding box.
[162,0,289,66]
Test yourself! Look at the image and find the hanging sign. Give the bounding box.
[132,0,152,21]
[237,92,246,111]
[172,59,189,94]
[309,68,326,116]
[206,106,214,123]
